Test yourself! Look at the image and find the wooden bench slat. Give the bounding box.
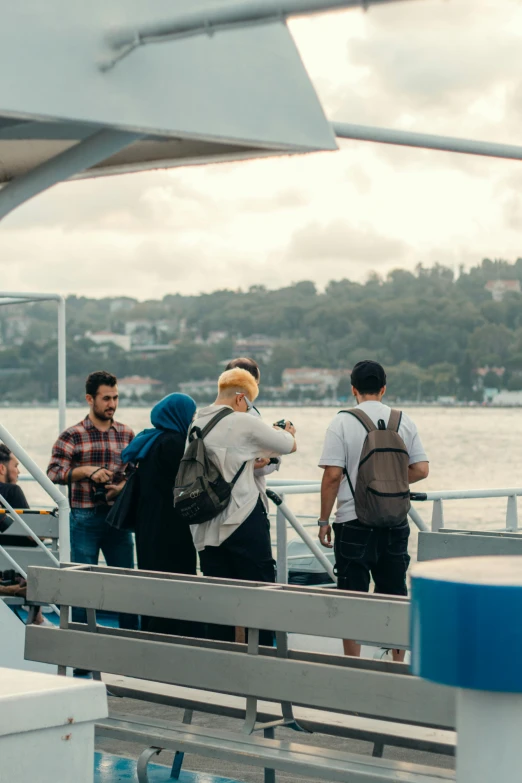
[26,626,454,728]
[98,716,455,782]
[418,531,522,561]
[27,566,409,646]
[103,675,456,755]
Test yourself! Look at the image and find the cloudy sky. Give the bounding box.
[2,0,522,299]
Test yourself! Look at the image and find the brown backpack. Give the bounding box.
[340,408,411,528]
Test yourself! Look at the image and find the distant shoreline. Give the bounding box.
[0,401,520,410]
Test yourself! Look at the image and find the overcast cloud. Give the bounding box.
[2,0,522,299]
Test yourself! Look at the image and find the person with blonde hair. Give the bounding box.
[191,367,296,643]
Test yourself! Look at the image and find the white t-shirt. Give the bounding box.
[190,404,295,551]
[250,406,281,511]
[319,401,428,524]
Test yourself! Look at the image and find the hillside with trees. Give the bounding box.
[1,257,522,403]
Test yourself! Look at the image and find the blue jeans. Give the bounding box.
[70,506,138,630]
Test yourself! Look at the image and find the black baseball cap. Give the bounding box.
[350,360,386,393]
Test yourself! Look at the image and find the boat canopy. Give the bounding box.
[0,0,341,187]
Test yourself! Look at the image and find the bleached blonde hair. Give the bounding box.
[217,367,259,402]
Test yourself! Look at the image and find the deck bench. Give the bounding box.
[25,564,455,783]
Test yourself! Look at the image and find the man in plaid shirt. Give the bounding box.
[48,370,137,638]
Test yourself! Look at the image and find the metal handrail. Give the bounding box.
[0,423,70,562]
[266,479,522,581]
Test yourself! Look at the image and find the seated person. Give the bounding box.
[0,444,49,625]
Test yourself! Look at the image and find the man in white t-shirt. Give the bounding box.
[318,360,429,660]
[193,367,296,643]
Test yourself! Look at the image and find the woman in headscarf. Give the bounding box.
[121,393,198,635]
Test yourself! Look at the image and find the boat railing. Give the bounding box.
[0,422,70,580]
[266,479,522,584]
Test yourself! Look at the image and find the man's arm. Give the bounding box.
[408,461,429,484]
[47,434,113,485]
[318,466,343,548]
[250,418,296,456]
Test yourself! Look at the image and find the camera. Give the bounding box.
[274,419,293,430]
[92,483,108,506]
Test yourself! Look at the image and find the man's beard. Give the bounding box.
[93,406,115,422]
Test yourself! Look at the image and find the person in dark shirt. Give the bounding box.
[121,393,198,635]
[0,444,49,625]
[0,444,35,547]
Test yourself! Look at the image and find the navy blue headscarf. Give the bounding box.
[121,393,196,464]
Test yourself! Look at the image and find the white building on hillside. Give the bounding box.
[118,376,163,399]
[86,331,131,352]
[282,368,348,397]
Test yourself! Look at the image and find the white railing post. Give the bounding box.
[408,505,429,532]
[506,495,518,532]
[278,500,336,582]
[276,495,288,584]
[431,499,445,532]
[57,295,67,435]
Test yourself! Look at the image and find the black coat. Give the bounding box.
[134,430,198,636]
[134,430,196,576]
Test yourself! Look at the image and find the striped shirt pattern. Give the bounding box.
[47,416,134,509]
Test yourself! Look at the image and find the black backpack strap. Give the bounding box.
[388,409,402,433]
[231,462,247,485]
[339,408,377,432]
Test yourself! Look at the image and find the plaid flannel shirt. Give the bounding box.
[47,416,134,510]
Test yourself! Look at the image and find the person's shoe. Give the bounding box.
[73,668,92,677]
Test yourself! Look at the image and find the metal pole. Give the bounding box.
[278,500,336,581]
[57,295,67,434]
[100,0,418,70]
[407,505,428,533]
[431,499,444,532]
[506,495,518,532]
[276,495,288,584]
[0,423,70,562]
[333,122,522,163]
[0,130,143,221]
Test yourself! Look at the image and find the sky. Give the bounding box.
[2,0,522,300]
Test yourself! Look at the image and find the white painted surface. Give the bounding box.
[0,600,54,674]
[457,688,522,782]
[0,667,107,783]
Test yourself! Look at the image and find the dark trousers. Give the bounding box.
[70,506,138,629]
[199,497,275,646]
[333,518,410,596]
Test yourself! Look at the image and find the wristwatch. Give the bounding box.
[317,519,330,527]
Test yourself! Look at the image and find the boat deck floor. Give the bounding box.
[95,751,237,782]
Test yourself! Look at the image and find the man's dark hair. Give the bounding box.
[86,370,118,398]
[225,357,260,382]
[0,445,11,466]
[350,360,386,395]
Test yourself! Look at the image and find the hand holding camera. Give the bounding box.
[273,419,296,437]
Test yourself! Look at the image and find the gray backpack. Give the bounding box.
[174,407,246,525]
[340,408,410,528]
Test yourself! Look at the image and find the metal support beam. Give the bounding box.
[333,122,522,162]
[100,0,417,71]
[0,129,143,221]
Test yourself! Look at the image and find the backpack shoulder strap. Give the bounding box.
[200,407,234,438]
[339,408,377,432]
[388,409,403,433]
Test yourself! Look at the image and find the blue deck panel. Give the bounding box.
[95,752,242,783]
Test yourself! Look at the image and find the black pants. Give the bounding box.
[199,497,275,646]
[333,519,410,595]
